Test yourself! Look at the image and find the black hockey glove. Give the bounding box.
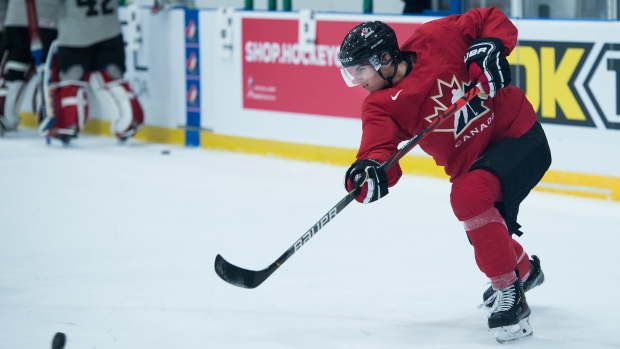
[344,159,389,204]
[464,37,511,98]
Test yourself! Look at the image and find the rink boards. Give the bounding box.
[18,6,620,201]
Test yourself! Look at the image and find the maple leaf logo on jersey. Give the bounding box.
[426,76,490,139]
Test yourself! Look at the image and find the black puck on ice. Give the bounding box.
[161,150,170,155]
[52,332,66,349]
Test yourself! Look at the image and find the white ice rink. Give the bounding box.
[1,130,619,348]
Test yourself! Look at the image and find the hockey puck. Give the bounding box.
[161,150,170,155]
[52,332,66,349]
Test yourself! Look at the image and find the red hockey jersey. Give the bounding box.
[356,8,536,185]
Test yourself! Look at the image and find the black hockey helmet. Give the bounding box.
[338,21,401,87]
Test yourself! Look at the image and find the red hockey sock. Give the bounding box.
[511,239,531,281]
[465,209,518,289]
[451,169,519,289]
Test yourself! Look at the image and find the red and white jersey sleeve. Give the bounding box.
[356,8,536,186]
[58,0,121,47]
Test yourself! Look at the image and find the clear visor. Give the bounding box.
[340,63,379,87]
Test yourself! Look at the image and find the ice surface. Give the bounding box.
[1,130,619,348]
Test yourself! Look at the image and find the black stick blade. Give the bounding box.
[214,254,270,289]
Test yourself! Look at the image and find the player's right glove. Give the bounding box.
[344,159,389,204]
[464,37,511,98]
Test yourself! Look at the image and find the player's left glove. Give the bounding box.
[464,37,511,98]
[344,159,389,204]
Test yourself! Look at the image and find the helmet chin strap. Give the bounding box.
[377,54,414,88]
[377,58,399,88]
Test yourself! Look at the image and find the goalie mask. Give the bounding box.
[338,21,401,87]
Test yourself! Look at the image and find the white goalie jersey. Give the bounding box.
[58,0,121,47]
[4,0,57,29]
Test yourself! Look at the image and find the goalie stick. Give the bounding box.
[215,84,482,289]
[26,0,57,142]
[25,0,43,66]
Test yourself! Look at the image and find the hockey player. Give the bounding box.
[338,8,550,343]
[39,0,144,144]
[0,0,56,134]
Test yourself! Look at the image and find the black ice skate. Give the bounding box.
[482,255,544,307]
[487,278,533,343]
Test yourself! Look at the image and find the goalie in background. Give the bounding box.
[339,8,550,343]
[39,0,144,144]
[0,0,56,135]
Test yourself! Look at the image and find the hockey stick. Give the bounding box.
[215,84,482,289]
[26,0,57,141]
[25,0,43,67]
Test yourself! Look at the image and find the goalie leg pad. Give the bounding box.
[3,60,33,81]
[38,45,89,139]
[40,81,89,138]
[0,58,33,132]
[0,80,27,131]
[89,71,144,139]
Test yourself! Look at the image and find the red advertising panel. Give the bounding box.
[242,18,422,119]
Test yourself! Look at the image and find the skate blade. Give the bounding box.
[493,317,533,344]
